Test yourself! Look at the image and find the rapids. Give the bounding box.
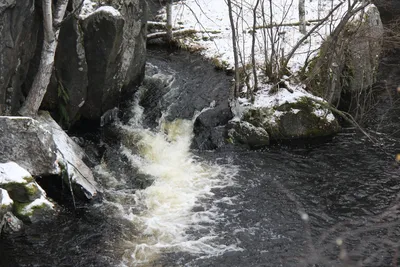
[1,47,400,267]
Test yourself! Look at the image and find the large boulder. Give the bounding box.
[227,120,270,148]
[193,105,233,150]
[0,162,55,223]
[80,6,125,120]
[52,16,88,123]
[1,0,147,124]
[0,0,38,115]
[243,96,340,140]
[309,4,383,104]
[0,112,101,200]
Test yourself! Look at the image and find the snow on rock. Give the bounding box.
[0,162,56,223]
[0,161,31,184]
[0,188,13,207]
[95,6,122,17]
[21,196,54,216]
[79,0,98,19]
[79,1,122,20]
[0,114,100,200]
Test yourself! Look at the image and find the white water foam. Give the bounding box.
[95,94,240,266]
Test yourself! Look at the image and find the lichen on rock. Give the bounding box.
[241,92,340,141]
[0,162,55,223]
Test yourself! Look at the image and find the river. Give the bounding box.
[1,46,400,267]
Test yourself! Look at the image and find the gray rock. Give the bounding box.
[0,162,55,223]
[311,4,383,104]
[243,96,340,140]
[193,105,233,150]
[1,212,23,234]
[0,0,38,115]
[119,0,148,94]
[80,7,125,120]
[0,113,101,200]
[0,188,13,218]
[53,16,88,122]
[227,120,270,148]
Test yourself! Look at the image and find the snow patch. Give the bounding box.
[0,188,13,206]
[79,0,98,19]
[96,6,122,17]
[22,196,54,214]
[0,162,31,184]
[79,1,122,20]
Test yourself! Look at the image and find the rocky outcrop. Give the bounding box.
[242,96,340,140]
[0,0,38,115]
[227,120,270,148]
[309,4,383,105]
[0,0,147,124]
[80,7,125,120]
[0,162,55,223]
[0,112,101,200]
[193,105,233,150]
[52,16,88,122]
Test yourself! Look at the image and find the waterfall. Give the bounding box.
[94,70,240,266]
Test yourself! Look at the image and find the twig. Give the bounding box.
[307,97,377,143]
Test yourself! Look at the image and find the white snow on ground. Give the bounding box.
[0,162,31,184]
[166,0,347,71]
[158,0,355,114]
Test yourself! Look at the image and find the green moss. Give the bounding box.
[211,57,229,70]
[13,201,31,219]
[275,97,316,113]
[25,183,39,197]
[23,176,34,183]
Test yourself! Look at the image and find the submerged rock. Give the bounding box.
[0,113,101,200]
[243,96,340,140]
[0,162,55,223]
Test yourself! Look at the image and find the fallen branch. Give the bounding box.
[147,29,196,40]
[253,19,333,30]
[308,97,377,143]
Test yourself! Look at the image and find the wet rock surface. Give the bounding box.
[0,113,101,200]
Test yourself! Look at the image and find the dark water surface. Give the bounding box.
[2,132,400,267]
[2,46,400,266]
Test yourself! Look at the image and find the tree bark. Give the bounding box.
[299,0,306,34]
[251,0,260,98]
[227,0,240,99]
[19,0,68,117]
[166,0,173,42]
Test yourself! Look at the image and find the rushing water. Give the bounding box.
[2,48,400,267]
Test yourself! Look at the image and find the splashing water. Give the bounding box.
[95,87,240,266]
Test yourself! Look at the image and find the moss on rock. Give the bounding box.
[242,97,340,141]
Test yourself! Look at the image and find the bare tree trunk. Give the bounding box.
[166,0,173,42]
[299,0,306,34]
[19,0,68,117]
[227,0,240,99]
[251,0,260,99]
